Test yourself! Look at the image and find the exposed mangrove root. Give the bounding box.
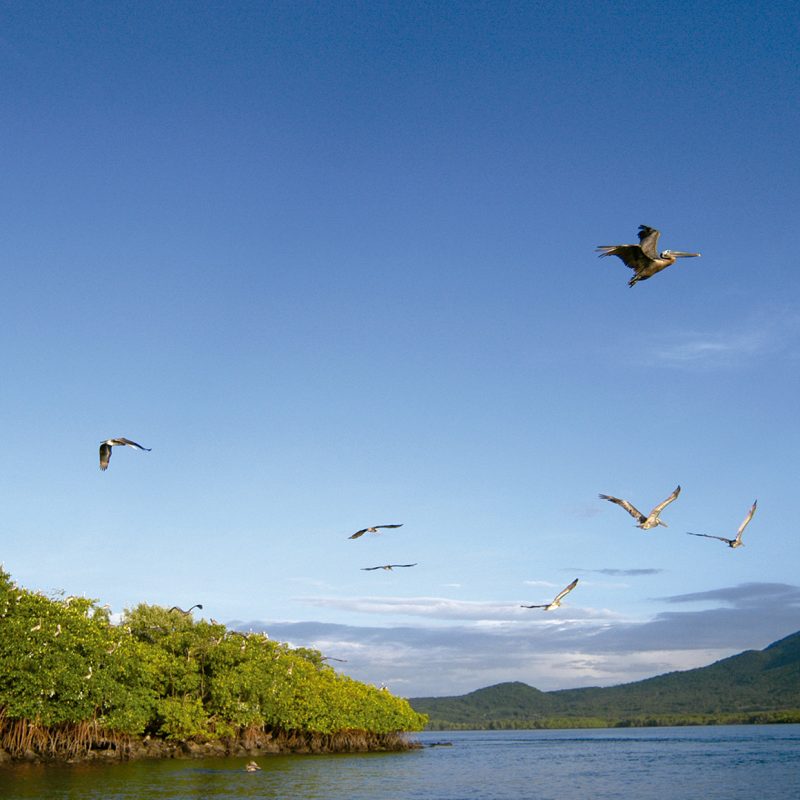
[0,715,417,764]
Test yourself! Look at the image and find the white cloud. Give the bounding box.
[237,582,800,696]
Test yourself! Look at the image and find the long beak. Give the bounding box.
[672,251,701,258]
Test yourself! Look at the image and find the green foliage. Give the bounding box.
[411,632,800,730]
[0,568,426,751]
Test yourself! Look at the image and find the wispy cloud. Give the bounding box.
[646,311,800,368]
[237,582,800,696]
[572,568,664,577]
[653,330,767,365]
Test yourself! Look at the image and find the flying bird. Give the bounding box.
[349,524,403,540]
[599,486,681,529]
[361,563,417,571]
[521,578,579,610]
[596,225,700,287]
[168,604,203,615]
[99,438,151,471]
[687,500,757,548]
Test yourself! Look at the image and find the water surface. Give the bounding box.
[2,726,799,799]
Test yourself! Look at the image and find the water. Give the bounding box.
[1,726,799,799]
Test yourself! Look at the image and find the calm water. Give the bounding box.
[1,726,799,800]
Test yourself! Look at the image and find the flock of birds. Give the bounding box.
[95,225,756,618]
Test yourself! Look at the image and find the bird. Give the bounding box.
[596,225,700,287]
[687,500,757,548]
[168,604,203,615]
[599,486,681,529]
[322,656,348,663]
[244,761,261,772]
[361,563,417,571]
[348,524,403,540]
[521,578,579,610]
[99,438,151,471]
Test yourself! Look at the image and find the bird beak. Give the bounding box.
[671,251,701,258]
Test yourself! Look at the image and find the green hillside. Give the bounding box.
[410,632,800,729]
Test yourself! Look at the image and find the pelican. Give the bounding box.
[99,437,151,471]
[349,524,403,540]
[521,578,579,610]
[361,563,417,571]
[168,604,203,615]
[596,225,700,287]
[599,485,681,529]
[687,500,757,548]
[244,761,261,772]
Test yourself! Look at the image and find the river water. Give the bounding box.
[1,726,799,799]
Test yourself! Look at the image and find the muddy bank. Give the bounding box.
[0,722,419,765]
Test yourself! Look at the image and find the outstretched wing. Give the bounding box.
[595,244,652,272]
[651,485,681,515]
[686,532,731,544]
[734,500,757,544]
[637,225,661,258]
[552,578,579,604]
[349,529,369,539]
[599,494,645,523]
[99,443,112,471]
[360,566,382,570]
[113,437,151,451]
[520,604,547,609]
[391,563,417,568]
[376,524,403,530]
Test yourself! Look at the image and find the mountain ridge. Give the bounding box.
[409,631,800,728]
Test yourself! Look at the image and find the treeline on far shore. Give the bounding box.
[424,710,800,731]
[0,567,426,763]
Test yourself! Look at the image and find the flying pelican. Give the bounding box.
[521,578,579,610]
[168,604,203,615]
[596,225,700,287]
[687,500,757,548]
[361,563,417,571]
[349,524,403,540]
[599,485,681,529]
[99,438,151,471]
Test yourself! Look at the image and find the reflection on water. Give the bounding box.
[1,726,799,800]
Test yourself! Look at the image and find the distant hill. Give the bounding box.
[409,631,800,729]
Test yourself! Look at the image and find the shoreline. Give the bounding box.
[0,727,419,766]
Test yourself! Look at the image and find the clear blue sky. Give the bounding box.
[2,0,799,696]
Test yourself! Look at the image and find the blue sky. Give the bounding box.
[2,1,799,696]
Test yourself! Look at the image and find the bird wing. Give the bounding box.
[376,524,403,530]
[734,500,757,543]
[552,578,579,604]
[686,532,731,544]
[99,443,112,470]
[595,245,652,272]
[651,485,681,515]
[520,604,547,609]
[637,225,661,258]
[599,494,645,523]
[392,563,417,568]
[349,529,368,539]
[114,438,150,450]
[361,566,382,570]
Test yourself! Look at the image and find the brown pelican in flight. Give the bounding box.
[599,486,681,529]
[361,563,417,571]
[521,578,579,610]
[596,225,700,287]
[99,438,151,470]
[168,604,203,615]
[349,524,403,540]
[687,500,757,548]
